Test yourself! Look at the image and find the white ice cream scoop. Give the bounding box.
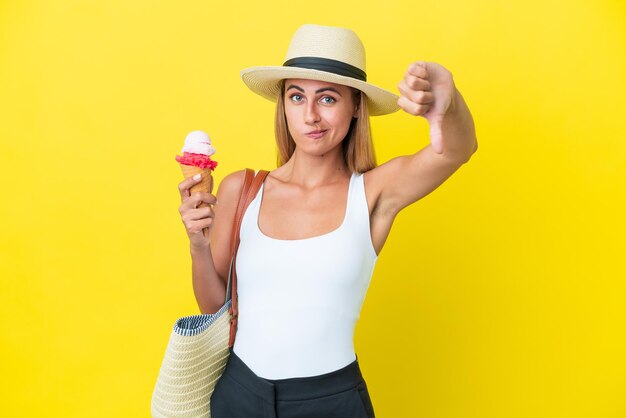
[181,130,216,156]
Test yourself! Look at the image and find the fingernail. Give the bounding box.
[193,173,201,180]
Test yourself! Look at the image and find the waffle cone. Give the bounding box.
[180,164,214,239]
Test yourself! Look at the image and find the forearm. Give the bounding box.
[440,87,478,162]
[190,243,226,314]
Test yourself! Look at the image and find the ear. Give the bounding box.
[352,89,361,118]
[353,104,359,118]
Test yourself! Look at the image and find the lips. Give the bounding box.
[305,129,328,139]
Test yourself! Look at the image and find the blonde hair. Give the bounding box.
[274,79,377,173]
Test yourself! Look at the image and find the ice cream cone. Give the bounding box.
[180,164,214,238]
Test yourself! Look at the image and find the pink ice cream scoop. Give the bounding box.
[175,130,218,170]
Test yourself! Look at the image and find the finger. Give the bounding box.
[403,73,431,91]
[190,205,214,221]
[179,192,211,217]
[193,192,217,207]
[429,118,444,154]
[187,193,217,215]
[398,80,434,104]
[197,210,215,228]
[397,95,431,116]
[407,61,428,79]
[178,173,204,202]
[188,218,213,235]
[182,206,214,230]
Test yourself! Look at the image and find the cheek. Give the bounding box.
[283,104,298,122]
[326,109,353,130]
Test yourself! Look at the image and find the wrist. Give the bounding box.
[190,242,211,256]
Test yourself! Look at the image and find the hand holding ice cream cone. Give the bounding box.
[176,130,218,240]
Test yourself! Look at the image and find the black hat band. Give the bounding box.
[283,57,367,82]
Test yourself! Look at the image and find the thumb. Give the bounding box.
[429,115,444,154]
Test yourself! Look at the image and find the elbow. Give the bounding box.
[440,136,477,164]
[464,138,478,162]
[454,141,478,164]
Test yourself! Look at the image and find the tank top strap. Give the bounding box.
[240,176,262,242]
[346,172,378,258]
[343,172,366,226]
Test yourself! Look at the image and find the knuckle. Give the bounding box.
[401,103,416,116]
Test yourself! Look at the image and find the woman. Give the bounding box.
[178,24,477,417]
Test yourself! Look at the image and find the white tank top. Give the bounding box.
[233,171,379,379]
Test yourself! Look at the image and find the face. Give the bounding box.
[282,78,359,155]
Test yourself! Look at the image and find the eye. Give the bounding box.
[289,94,303,102]
[320,96,336,104]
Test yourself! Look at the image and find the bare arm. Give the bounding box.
[200,169,247,312]
[189,244,224,314]
[368,62,478,216]
[179,169,247,313]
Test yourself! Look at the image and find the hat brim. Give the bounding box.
[240,66,400,116]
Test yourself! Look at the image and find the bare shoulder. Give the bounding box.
[216,169,247,200]
[213,169,248,237]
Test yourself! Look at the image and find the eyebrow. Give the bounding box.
[286,84,342,96]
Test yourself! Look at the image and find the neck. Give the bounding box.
[278,146,350,189]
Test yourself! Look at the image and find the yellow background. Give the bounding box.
[1,0,625,416]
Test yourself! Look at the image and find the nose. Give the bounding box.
[304,101,321,124]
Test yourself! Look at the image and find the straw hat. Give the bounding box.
[240,24,400,116]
